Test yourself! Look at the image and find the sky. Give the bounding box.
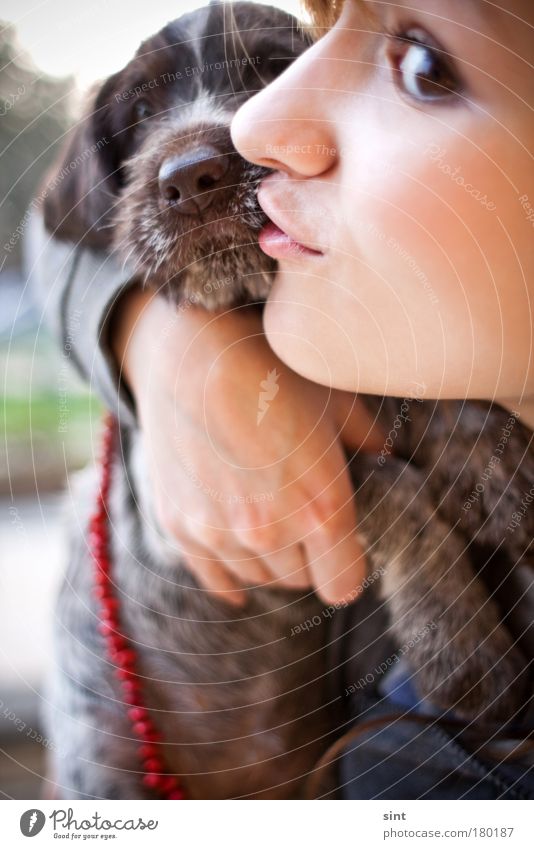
[2,0,305,88]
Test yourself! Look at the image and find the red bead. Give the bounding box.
[138,743,158,760]
[98,620,116,637]
[95,571,110,587]
[89,515,104,534]
[102,607,117,621]
[143,757,164,774]
[167,788,186,800]
[142,772,164,789]
[127,706,148,723]
[93,550,105,564]
[123,691,140,705]
[116,648,137,668]
[122,682,142,704]
[144,729,161,743]
[110,634,127,652]
[100,604,119,622]
[159,775,178,793]
[115,666,135,681]
[89,527,105,545]
[133,721,152,738]
[100,597,118,613]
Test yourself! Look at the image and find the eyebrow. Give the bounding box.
[372,0,501,36]
[372,1,490,17]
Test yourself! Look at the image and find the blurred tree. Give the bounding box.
[0,25,94,496]
[0,21,73,270]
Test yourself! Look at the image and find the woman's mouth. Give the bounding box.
[258,221,324,259]
[256,180,324,259]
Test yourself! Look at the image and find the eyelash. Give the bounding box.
[385,26,464,104]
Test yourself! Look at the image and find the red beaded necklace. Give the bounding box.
[89,413,186,799]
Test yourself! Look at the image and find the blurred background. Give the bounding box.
[0,0,302,799]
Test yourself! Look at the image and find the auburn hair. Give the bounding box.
[301,1,372,38]
[302,0,344,30]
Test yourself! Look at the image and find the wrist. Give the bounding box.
[110,288,266,415]
[109,284,158,398]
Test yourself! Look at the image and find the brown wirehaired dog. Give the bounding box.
[42,1,532,799]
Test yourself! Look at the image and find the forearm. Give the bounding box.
[25,209,139,427]
[112,293,266,421]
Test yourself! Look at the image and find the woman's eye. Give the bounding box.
[132,98,152,121]
[387,27,462,102]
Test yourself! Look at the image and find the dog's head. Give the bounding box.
[43,1,309,306]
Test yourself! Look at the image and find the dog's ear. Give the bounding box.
[42,72,123,249]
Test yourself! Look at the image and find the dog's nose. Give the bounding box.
[158,146,230,213]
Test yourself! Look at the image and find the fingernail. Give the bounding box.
[225,589,247,607]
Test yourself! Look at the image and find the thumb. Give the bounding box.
[305,516,367,605]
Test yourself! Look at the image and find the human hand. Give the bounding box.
[113,288,384,605]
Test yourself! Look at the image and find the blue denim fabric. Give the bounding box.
[337,658,534,800]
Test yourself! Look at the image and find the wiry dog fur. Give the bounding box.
[42,1,533,800]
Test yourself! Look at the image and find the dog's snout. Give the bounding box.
[158,146,230,213]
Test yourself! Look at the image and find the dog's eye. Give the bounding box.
[387,27,463,103]
[132,98,152,121]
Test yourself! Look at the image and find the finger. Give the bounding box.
[182,547,247,606]
[216,546,274,588]
[333,393,387,453]
[258,545,312,590]
[305,519,367,604]
[182,519,272,586]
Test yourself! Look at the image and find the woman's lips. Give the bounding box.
[256,178,325,259]
[258,221,324,260]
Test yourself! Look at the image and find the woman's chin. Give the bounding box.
[263,296,346,389]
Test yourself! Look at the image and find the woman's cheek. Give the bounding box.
[264,251,443,394]
[364,163,532,397]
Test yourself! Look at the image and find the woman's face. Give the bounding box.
[231,0,534,406]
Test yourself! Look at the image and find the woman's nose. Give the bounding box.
[231,37,339,178]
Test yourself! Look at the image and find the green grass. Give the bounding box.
[2,392,102,437]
